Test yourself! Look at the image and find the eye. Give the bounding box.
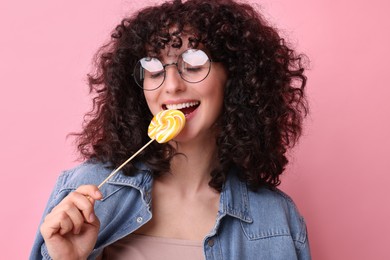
[183,66,203,73]
[149,70,165,78]
[180,49,209,74]
[140,57,165,79]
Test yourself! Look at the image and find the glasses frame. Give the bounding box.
[133,49,212,91]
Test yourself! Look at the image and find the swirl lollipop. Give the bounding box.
[97,110,186,188]
[148,109,186,143]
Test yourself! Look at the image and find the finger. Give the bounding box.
[43,184,102,236]
[41,210,74,239]
[65,191,97,223]
[61,202,86,234]
[73,185,102,224]
[75,185,103,201]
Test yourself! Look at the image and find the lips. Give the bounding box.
[163,101,200,116]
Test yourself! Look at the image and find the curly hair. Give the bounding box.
[75,0,308,191]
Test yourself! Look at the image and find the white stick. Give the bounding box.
[97,139,155,189]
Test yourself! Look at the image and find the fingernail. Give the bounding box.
[95,190,102,198]
[89,213,95,222]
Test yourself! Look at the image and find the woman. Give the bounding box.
[31,0,310,259]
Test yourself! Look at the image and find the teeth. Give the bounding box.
[165,101,200,110]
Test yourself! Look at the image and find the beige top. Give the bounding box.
[100,234,204,260]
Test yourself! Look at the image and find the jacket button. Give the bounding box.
[207,239,215,247]
[136,217,143,223]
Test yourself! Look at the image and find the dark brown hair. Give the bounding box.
[75,0,308,191]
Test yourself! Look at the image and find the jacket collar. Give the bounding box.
[219,167,253,223]
[105,163,253,223]
[106,162,154,193]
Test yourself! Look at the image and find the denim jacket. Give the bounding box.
[30,161,311,260]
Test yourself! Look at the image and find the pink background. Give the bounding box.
[1,0,389,259]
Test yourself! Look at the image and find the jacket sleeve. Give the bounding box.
[276,189,312,260]
[29,172,74,260]
[295,217,311,260]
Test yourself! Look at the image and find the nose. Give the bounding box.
[161,64,185,94]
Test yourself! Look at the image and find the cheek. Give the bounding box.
[207,66,227,107]
[210,80,226,108]
[143,92,159,114]
[202,84,225,120]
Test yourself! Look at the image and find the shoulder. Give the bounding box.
[48,160,152,206]
[56,160,113,188]
[245,187,308,246]
[46,160,113,204]
[248,187,303,219]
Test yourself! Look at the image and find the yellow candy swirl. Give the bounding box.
[148,110,186,143]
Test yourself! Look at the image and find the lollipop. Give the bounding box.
[97,110,186,188]
[148,109,186,143]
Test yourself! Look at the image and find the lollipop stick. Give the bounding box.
[97,139,155,189]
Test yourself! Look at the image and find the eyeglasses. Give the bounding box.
[133,49,212,91]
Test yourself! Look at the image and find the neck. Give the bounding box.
[162,136,219,195]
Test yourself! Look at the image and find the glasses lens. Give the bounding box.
[133,49,211,90]
[134,57,165,90]
[179,49,211,83]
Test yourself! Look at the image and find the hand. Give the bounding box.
[40,185,103,260]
